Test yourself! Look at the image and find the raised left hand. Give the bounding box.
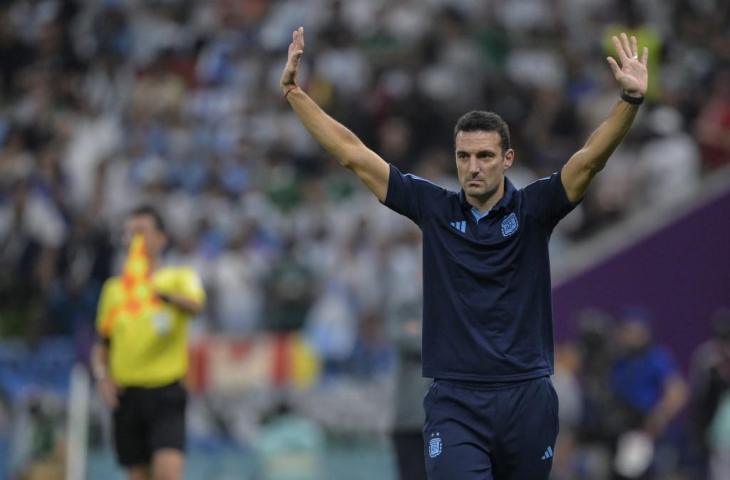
[607,32,648,98]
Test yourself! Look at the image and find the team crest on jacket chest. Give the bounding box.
[501,212,519,237]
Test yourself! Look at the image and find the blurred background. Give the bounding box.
[0,0,728,478]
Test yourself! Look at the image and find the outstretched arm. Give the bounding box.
[561,33,649,204]
[280,27,390,202]
[644,375,688,438]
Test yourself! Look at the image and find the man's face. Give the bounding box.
[618,320,651,352]
[124,214,167,259]
[454,130,514,202]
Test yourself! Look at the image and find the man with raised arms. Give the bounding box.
[280,26,648,480]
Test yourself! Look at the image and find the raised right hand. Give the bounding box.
[280,26,304,95]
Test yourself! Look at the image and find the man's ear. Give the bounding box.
[503,149,515,170]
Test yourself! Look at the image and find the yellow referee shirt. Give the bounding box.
[96,266,205,388]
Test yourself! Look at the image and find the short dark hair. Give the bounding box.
[129,205,166,234]
[453,111,511,152]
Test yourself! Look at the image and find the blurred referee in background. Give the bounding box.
[91,205,205,480]
[280,27,648,479]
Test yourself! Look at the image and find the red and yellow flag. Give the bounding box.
[99,234,160,336]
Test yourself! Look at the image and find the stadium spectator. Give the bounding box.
[696,68,730,170]
[551,343,584,480]
[609,308,689,479]
[690,308,730,480]
[384,227,429,480]
[637,106,701,204]
[576,308,620,475]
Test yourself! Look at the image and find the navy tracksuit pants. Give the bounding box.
[423,376,559,480]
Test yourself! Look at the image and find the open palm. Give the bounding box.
[607,33,649,97]
[280,27,304,95]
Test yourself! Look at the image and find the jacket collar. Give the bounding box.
[458,176,516,215]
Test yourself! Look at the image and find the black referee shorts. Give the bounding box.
[113,381,187,467]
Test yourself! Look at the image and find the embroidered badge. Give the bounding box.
[501,212,519,237]
[428,433,442,458]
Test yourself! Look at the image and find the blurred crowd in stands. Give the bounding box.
[1,0,728,341]
[0,0,729,478]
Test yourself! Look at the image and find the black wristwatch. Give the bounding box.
[621,91,644,105]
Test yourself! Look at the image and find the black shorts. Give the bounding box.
[113,381,187,467]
